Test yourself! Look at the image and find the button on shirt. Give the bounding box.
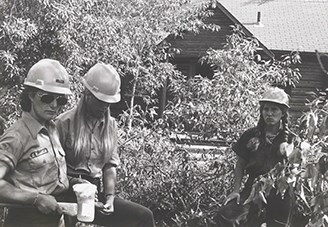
[0,112,69,195]
[56,104,120,178]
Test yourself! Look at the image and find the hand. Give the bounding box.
[99,195,114,215]
[279,142,294,156]
[34,194,61,214]
[224,192,240,205]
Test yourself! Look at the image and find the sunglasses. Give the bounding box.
[37,93,68,106]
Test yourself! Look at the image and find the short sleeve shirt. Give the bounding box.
[232,127,286,179]
[56,104,120,178]
[0,112,69,195]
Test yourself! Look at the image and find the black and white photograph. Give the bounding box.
[0,0,327,226]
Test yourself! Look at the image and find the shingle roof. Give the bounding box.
[217,0,328,53]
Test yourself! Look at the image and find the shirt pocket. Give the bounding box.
[28,148,53,171]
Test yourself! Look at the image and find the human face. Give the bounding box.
[29,91,67,124]
[261,102,284,126]
[85,92,110,119]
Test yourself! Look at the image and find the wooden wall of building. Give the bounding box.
[272,51,328,121]
[164,7,328,124]
[167,7,235,59]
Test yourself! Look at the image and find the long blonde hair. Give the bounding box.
[73,93,118,162]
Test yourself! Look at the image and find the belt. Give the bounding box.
[69,174,101,185]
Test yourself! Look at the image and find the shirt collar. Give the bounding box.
[21,112,49,139]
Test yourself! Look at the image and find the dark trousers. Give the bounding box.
[5,207,63,227]
[65,196,155,227]
[63,176,154,227]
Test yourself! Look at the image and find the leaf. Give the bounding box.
[276,176,289,198]
[323,215,328,226]
[259,191,267,204]
[299,185,310,209]
[243,185,256,205]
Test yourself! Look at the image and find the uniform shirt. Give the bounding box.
[56,105,120,178]
[0,112,69,195]
[232,126,287,180]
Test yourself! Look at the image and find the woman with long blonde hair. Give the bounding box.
[56,63,155,227]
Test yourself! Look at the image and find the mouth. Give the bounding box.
[45,110,57,115]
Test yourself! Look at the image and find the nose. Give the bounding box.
[48,99,59,109]
[99,105,109,113]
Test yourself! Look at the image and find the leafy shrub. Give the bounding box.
[164,26,301,144]
[116,119,236,226]
[242,93,328,227]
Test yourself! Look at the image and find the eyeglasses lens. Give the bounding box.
[40,95,68,106]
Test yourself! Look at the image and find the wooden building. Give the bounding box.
[164,0,328,120]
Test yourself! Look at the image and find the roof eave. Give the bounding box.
[216,2,275,59]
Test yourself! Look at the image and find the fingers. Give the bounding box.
[99,200,114,215]
[76,178,90,184]
[103,203,113,210]
[56,205,63,215]
[81,179,91,184]
[224,197,231,205]
[236,196,240,205]
[99,205,114,215]
[99,209,114,215]
[224,193,240,205]
[95,201,104,209]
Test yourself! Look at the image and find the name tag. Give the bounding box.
[30,148,49,158]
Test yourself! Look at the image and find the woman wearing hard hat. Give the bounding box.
[0,59,72,226]
[215,87,298,227]
[56,63,155,227]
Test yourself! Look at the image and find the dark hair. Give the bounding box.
[0,115,5,135]
[257,102,290,143]
[20,86,39,112]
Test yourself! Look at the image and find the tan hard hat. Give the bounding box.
[259,87,289,108]
[24,59,72,95]
[82,63,121,103]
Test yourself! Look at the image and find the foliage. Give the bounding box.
[0,0,218,127]
[116,109,236,226]
[0,1,315,227]
[243,93,328,227]
[163,25,301,143]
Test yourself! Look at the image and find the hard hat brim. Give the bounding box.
[259,99,290,108]
[24,82,72,95]
[93,91,121,103]
[83,81,121,103]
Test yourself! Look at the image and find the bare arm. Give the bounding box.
[224,156,247,205]
[232,156,247,193]
[101,164,116,213]
[103,164,116,196]
[0,162,37,204]
[0,162,60,214]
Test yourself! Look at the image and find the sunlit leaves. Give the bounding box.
[243,132,328,226]
[117,120,235,226]
[163,25,301,143]
[0,0,217,125]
